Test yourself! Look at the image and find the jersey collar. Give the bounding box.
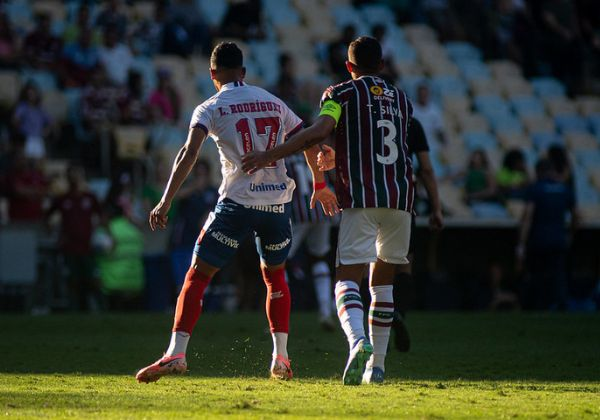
[220,80,245,91]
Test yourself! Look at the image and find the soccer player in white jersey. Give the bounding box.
[136,42,338,383]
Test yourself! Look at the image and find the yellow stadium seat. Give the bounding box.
[114,126,148,160]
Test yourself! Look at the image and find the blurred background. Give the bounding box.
[0,0,598,315]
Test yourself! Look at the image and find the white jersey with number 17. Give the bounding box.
[190,81,303,206]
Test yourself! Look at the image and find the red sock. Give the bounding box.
[173,267,212,334]
[262,267,291,333]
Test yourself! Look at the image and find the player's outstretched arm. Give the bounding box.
[241,115,336,174]
[149,127,206,231]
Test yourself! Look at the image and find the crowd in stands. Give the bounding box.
[0,0,598,313]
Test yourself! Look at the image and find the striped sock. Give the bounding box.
[368,285,394,371]
[335,280,365,348]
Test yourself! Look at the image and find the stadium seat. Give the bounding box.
[555,115,589,134]
[197,0,229,27]
[403,24,438,44]
[444,41,482,61]
[531,132,563,151]
[521,115,555,134]
[487,60,522,79]
[531,77,566,98]
[545,97,578,118]
[331,4,368,34]
[456,113,489,134]
[264,0,301,28]
[442,95,471,118]
[575,149,600,169]
[497,132,532,151]
[431,76,467,99]
[114,126,148,160]
[462,132,497,152]
[0,71,21,106]
[32,1,66,23]
[42,90,69,123]
[498,76,533,98]
[249,41,281,86]
[489,115,523,135]
[423,59,460,78]
[400,75,427,101]
[588,114,600,137]
[21,69,57,91]
[565,132,598,151]
[470,202,510,219]
[589,168,600,190]
[360,3,396,27]
[438,181,473,217]
[392,42,418,65]
[473,95,511,118]
[456,60,490,81]
[469,78,502,96]
[510,95,545,117]
[576,96,600,116]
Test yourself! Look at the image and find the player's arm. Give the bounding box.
[415,151,443,230]
[303,145,339,216]
[149,127,206,231]
[516,202,534,269]
[242,99,341,173]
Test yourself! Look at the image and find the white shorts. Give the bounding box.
[288,222,331,259]
[336,208,411,266]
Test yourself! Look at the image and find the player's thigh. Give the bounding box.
[336,208,378,266]
[305,221,332,258]
[194,200,251,269]
[375,208,412,265]
[288,222,309,259]
[254,203,293,266]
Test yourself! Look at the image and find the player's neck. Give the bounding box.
[216,78,243,91]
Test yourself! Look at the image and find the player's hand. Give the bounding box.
[310,186,340,216]
[149,200,171,231]
[241,151,269,174]
[429,208,444,231]
[317,145,335,171]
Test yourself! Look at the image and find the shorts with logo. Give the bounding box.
[336,208,411,266]
[194,198,292,268]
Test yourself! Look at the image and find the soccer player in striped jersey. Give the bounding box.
[242,36,413,385]
[285,154,335,330]
[135,42,339,383]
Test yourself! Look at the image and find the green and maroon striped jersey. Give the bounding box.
[320,76,414,211]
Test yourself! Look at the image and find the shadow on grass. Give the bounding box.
[0,312,599,382]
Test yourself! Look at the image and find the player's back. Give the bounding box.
[191,81,303,206]
[323,76,414,212]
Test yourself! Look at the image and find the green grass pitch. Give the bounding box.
[1,312,599,418]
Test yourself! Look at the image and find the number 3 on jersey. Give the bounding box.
[376,119,398,165]
[236,117,282,169]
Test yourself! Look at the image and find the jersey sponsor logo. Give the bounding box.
[218,101,282,116]
[244,203,285,213]
[370,85,395,102]
[249,182,288,192]
[370,85,383,95]
[210,231,239,248]
[264,237,291,251]
[270,291,284,299]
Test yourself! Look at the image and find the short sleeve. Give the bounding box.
[189,100,213,135]
[408,117,429,153]
[279,101,303,137]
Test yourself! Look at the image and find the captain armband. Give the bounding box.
[318,100,342,126]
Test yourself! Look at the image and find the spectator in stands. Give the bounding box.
[272,53,311,122]
[170,159,218,290]
[12,82,51,160]
[220,0,264,41]
[61,28,100,87]
[95,0,129,42]
[22,13,63,71]
[119,70,150,125]
[487,0,538,77]
[412,84,446,149]
[547,144,574,189]
[63,4,102,46]
[163,0,212,56]
[95,203,144,310]
[464,149,497,203]
[81,66,121,130]
[130,1,167,56]
[0,11,18,68]
[98,25,134,86]
[497,148,529,200]
[517,158,578,310]
[46,164,103,311]
[539,0,584,94]
[149,68,181,124]
[5,149,48,223]
[328,25,356,83]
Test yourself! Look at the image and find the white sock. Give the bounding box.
[368,285,394,371]
[272,332,288,359]
[312,261,332,319]
[335,280,365,349]
[165,331,190,356]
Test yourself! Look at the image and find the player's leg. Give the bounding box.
[136,201,248,383]
[363,209,411,384]
[305,222,334,330]
[254,204,293,379]
[335,209,378,385]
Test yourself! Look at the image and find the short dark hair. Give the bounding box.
[348,36,382,71]
[210,42,243,70]
[535,158,553,178]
